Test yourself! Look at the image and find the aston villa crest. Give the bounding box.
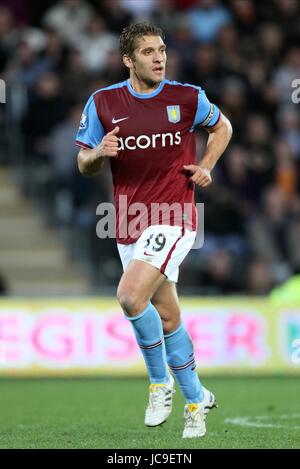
[166,105,181,123]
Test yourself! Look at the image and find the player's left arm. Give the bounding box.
[184,90,233,188]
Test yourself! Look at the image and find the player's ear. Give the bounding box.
[123,54,133,70]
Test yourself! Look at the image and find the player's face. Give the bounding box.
[128,35,167,87]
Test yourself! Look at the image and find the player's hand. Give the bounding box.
[183,164,212,188]
[97,126,120,158]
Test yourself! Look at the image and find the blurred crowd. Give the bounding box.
[0,0,300,294]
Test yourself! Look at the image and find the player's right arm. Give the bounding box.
[77,126,119,176]
[75,94,119,176]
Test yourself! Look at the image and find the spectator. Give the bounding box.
[244,114,274,200]
[273,0,300,41]
[42,0,95,47]
[39,28,68,73]
[258,23,284,67]
[189,43,221,98]
[22,72,68,162]
[218,144,257,216]
[200,249,243,295]
[187,0,231,43]
[60,49,90,101]
[217,24,244,75]
[5,40,50,89]
[0,5,19,71]
[219,77,248,135]
[49,104,81,186]
[247,185,298,283]
[152,0,181,37]
[274,139,297,197]
[77,16,118,73]
[119,0,159,20]
[246,258,273,295]
[97,0,133,34]
[167,16,197,70]
[97,49,127,84]
[230,0,257,37]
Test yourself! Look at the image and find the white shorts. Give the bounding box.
[117,225,196,283]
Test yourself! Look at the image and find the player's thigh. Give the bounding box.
[131,225,196,283]
[151,280,181,332]
[117,259,166,314]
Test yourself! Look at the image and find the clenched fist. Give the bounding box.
[183,164,212,188]
[97,126,120,158]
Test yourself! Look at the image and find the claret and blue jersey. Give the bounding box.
[76,78,220,244]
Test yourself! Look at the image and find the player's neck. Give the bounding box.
[129,75,162,94]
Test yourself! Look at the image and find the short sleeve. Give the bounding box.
[75,94,105,149]
[193,89,220,128]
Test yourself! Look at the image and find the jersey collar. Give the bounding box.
[126,79,166,99]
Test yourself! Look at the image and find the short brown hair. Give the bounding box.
[119,22,165,58]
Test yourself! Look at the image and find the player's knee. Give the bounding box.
[162,317,181,335]
[153,303,181,334]
[117,288,147,316]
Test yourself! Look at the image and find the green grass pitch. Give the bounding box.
[0,376,299,449]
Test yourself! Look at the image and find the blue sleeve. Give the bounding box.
[75,94,105,149]
[193,89,220,128]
